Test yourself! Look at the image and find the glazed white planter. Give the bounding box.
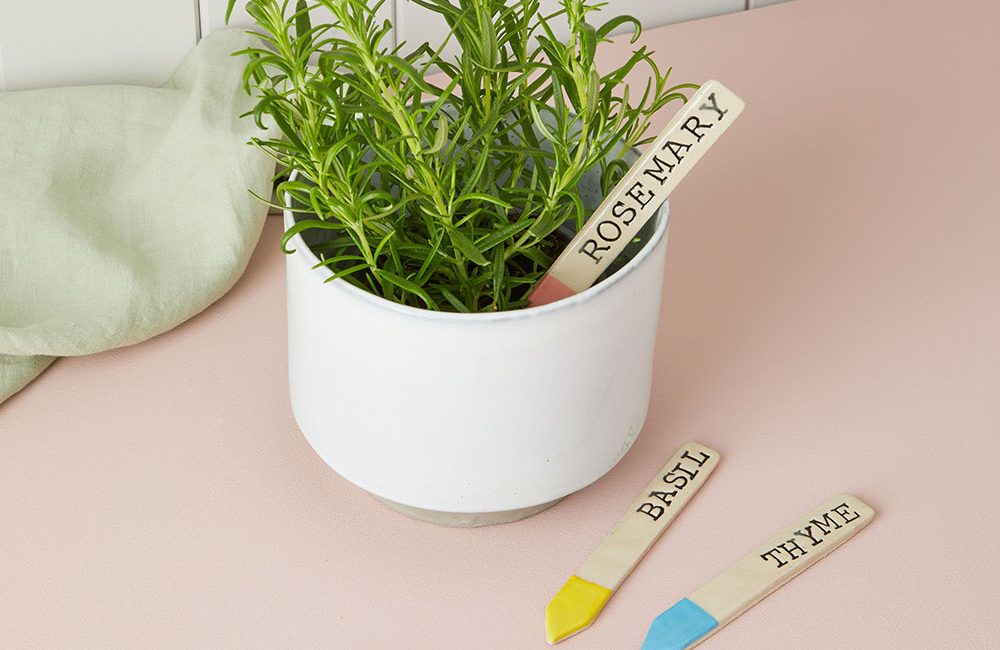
[284,171,670,525]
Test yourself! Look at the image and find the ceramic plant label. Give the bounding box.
[642,493,875,650]
[545,443,720,644]
[530,80,745,306]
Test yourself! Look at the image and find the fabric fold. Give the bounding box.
[0,29,275,404]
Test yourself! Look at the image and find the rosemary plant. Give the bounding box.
[228,0,694,311]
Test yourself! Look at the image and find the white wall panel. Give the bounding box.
[0,0,197,91]
[0,0,794,94]
[627,0,747,27]
[395,0,744,59]
[202,0,393,41]
[0,34,7,91]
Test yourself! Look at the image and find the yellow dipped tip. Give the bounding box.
[545,576,613,644]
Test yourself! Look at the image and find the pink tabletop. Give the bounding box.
[3,0,999,647]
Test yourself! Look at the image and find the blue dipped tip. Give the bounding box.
[642,599,718,650]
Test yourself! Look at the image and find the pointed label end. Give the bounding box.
[544,575,613,644]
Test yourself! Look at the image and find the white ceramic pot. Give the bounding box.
[284,171,670,526]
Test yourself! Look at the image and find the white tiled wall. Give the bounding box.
[0,0,793,92]
[395,0,743,59]
[0,0,196,91]
[199,0,392,41]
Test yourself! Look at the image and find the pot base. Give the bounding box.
[375,496,562,527]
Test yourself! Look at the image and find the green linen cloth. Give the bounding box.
[0,29,275,404]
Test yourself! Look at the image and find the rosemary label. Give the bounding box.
[530,80,745,305]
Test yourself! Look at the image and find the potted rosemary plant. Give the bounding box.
[229,0,693,525]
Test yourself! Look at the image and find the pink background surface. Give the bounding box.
[3,0,999,647]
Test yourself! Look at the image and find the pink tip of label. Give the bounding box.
[528,275,576,307]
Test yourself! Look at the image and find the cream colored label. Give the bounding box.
[577,442,719,591]
[689,494,875,627]
[546,80,745,293]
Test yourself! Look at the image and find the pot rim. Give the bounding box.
[282,170,670,322]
